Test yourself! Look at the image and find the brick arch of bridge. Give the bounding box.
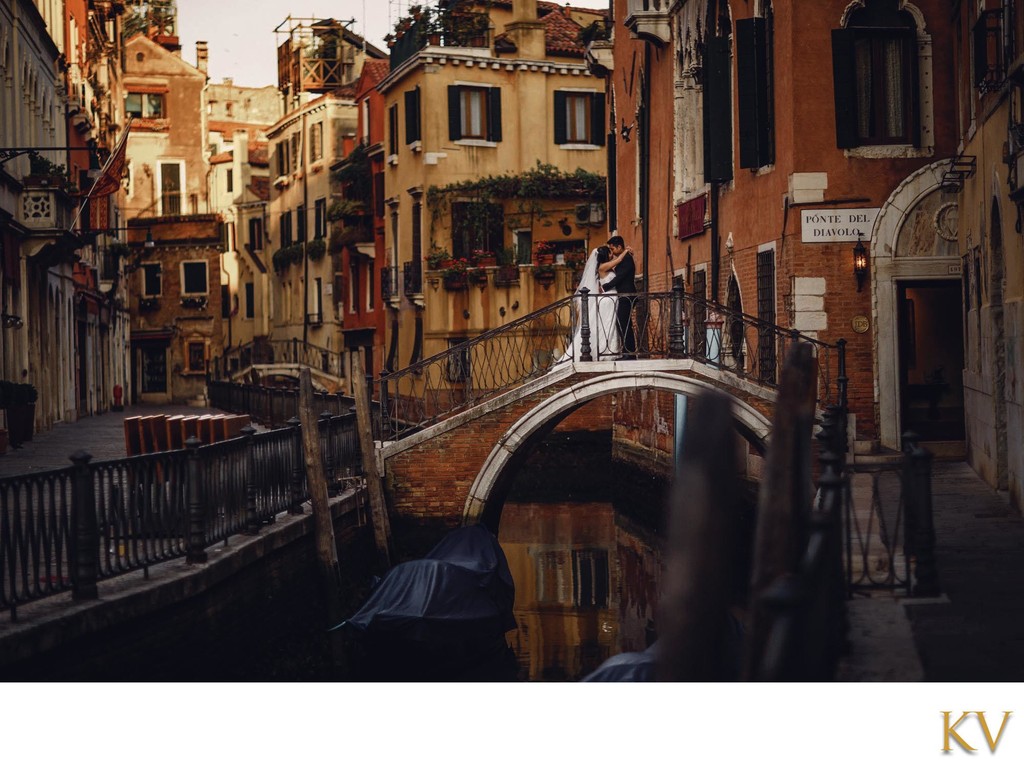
[380,368,772,529]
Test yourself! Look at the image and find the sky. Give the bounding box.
[175,0,611,89]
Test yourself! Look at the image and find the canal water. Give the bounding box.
[499,430,670,682]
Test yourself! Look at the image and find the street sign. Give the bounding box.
[801,208,879,243]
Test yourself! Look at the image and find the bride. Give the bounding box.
[555,245,622,363]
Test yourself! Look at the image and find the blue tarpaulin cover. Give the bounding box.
[340,524,515,640]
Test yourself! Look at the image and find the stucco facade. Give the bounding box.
[378,0,608,377]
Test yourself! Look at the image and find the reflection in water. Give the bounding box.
[501,500,663,681]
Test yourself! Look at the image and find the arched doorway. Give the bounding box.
[872,160,965,450]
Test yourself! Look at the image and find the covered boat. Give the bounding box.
[335,524,518,681]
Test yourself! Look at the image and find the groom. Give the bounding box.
[602,236,637,358]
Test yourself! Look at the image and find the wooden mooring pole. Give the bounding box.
[352,348,393,569]
[297,369,345,636]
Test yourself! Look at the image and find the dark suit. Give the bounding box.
[602,251,637,357]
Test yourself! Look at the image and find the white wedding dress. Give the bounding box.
[555,249,622,364]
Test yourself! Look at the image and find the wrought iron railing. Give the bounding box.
[208,380,354,428]
[403,261,422,296]
[378,280,845,440]
[843,432,938,597]
[217,338,345,382]
[0,413,360,620]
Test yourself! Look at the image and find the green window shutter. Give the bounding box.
[448,85,462,140]
[831,28,859,149]
[702,36,733,183]
[487,87,502,142]
[737,18,770,169]
[404,88,421,144]
[590,92,606,146]
[553,90,568,144]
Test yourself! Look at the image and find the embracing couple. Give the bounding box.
[558,236,637,363]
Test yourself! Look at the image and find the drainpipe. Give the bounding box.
[302,110,310,345]
[640,42,651,292]
[710,182,720,302]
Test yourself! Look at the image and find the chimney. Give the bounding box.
[507,0,545,60]
[196,41,208,75]
[232,129,250,205]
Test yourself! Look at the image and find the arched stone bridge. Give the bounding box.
[380,359,785,529]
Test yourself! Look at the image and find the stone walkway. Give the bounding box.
[0,405,224,478]
[839,460,1024,681]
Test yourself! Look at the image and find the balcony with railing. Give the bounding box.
[276,17,357,94]
[624,0,671,44]
[388,10,490,70]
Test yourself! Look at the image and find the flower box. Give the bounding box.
[468,268,489,286]
[443,272,468,291]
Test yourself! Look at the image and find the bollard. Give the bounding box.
[579,287,593,361]
[288,416,304,513]
[668,278,685,358]
[241,425,260,534]
[185,437,208,564]
[70,450,99,600]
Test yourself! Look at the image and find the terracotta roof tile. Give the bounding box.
[541,6,585,56]
[208,141,269,167]
[208,119,271,136]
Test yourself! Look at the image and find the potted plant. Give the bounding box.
[467,266,489,287]
[563,248,587,269]
[307,238,327,260]
[534,241,556,266]
[426,246,453,270]
[471,248,496,267]
[442,257,470,290]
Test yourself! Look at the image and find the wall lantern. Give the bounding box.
[853,233,869,292]
[144,229,155,249]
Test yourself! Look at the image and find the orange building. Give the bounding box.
[604,0,959,456]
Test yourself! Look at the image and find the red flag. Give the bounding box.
[88,118,132,199]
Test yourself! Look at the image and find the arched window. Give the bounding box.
[832,1,921,148]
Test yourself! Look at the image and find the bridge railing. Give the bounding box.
[209,380,355,428]
[378,280,846,440]
[0,413,360,621]
[216,338,346,381]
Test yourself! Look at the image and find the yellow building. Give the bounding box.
[377,0,608,375]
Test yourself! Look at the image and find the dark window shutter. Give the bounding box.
[702,36,733,182]
[737,18,770,169]
[553,91,568,144]
[831,28,859,149]
[404,88,421,144]
[590,92,606,146]
[487,87,502,142]
[448,85,462,140]
[974,15,988,89]
[374,172,385,218]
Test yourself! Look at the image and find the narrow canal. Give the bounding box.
[499,430,670,681]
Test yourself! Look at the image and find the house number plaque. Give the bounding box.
[851,316,870,334]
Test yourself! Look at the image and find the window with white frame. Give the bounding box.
[159,161,183,216]
[310,122,323,162]
[181,260,209,295]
